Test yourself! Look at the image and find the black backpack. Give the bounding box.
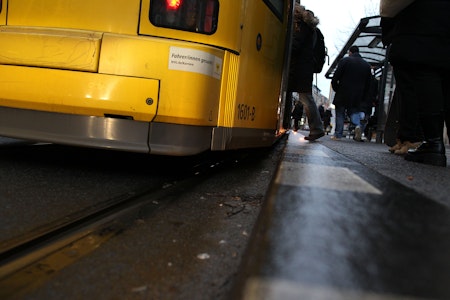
[312,27,328,73]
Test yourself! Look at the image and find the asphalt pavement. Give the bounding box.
[317,131,450,207]
[233,131,450,300]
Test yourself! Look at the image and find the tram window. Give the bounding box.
[0,0,2,13]
[150,0,219,34]
[263,0,284,21]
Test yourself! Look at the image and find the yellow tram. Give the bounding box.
[0,0,292,155]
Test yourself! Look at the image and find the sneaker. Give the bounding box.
[353,126,362,141]
[405,140,446,167]
[330,136,341,141]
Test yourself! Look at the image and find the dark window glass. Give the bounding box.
[150,0,219,35]
[263,0,285,21]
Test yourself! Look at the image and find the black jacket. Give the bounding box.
[382,0,450,69]
[288,20,315,93]
[291,103,304,119]
[331,53,372,112]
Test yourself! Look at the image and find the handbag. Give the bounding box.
[380,0,415,17]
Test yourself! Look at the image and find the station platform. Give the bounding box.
[233,131,450,300]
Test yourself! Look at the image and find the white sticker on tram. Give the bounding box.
[168,46,223,79]
[276,162,383,195]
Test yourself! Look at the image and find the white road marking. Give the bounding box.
[275,162,382,195]
[242,278,425,300]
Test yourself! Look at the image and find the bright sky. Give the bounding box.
[300,0,380,98]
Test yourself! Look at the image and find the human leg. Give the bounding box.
[298,92,324,140]
[404,67,446,166]
[388,66,424,155]
[333,105,345,138]
[350,111,365,141]
[350,112,363,127]
[293,118,299,131]
[324,118,331,134]
[393,67,423,144]
[284,92,293,129]
[359,112,367,133]
[444,73,450,143]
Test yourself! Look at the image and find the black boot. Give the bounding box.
[405,138,446,167]
[405,114,447,167]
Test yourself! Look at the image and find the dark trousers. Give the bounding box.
[393,66,422,142]
[393,64,450,141]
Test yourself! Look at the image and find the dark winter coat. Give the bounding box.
[287,20,315,93]
[291,102,304,119]
[331,52,372,113]
[381,0,450,69]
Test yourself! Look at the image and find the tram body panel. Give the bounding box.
[0,65,159,121]
[0,27,102,72]
[6,0,141,35]
[99,34,223,126]
[0,0,291,155]
[212,0,289,149]
[233,0,286,130]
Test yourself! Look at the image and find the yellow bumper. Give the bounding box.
[0,65,159,122]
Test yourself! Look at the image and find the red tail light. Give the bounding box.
[166,0,182,10]
[150,0,219,35]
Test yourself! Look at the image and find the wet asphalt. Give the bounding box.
[234,131,450,300]
[2,137,283,300]
[3,132,450,299]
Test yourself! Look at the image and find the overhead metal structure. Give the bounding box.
[325,16,386,79]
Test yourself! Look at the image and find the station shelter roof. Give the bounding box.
[325,16,386,79]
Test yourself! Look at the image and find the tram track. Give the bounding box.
[0,177,194,299]
[0,147,262,299]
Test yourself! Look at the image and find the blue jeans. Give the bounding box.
[335,108,366,138]
[334,105,345,138]
[350,111,366,132]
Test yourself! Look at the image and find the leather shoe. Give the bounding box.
[304,132,325,142]
[405,139,447,167]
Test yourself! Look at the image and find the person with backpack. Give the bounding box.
[286,4,325,141]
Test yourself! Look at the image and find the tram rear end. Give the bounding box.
[0,0,291,155]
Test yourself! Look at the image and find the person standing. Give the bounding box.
[318,103,325,121]
[287,4,324,141]
[380,0,450,167]
[291,100,304,132]
[323,104,333,134]
[381,18,423,155]
[331,46,372,141]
